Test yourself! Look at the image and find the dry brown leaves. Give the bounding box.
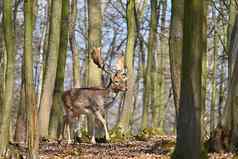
[11,136,238,159]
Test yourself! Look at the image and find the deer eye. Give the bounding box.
[122,73,126,77]
[114,81,119,85]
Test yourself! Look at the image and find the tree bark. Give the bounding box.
[0,15,5,121]
[38,0,62,137]
[169,0,183,118]
[87,0,102,87]
[227,0,238,79]
[0,0,16,155]
[116,0,137,134]
[14,72,26,144]
[210,6,217,136]
[24,0,39,157]
[154,0,167,130]
[141,0,158,130]
[201,0,208,141]
[87,0,103,138]
[70,0,80,88]
[49,0,69,139]
[173,0,204,158]
[223,14,238,151]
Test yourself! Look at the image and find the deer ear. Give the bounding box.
[116,55,124,71]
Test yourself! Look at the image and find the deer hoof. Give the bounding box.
[91,137,96,144]
[106,136,111,142]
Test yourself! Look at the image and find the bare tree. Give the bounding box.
[173,0,204,158]
[0,0,16,155]
[116,0,137,134]
[38,0,63,137]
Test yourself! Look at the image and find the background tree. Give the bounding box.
[70,0,80,88]
[173,0,204,158]
[169,0,183,119]
[38,0,63,137]
[0,5,5,122]
[116,0,137,134]
[223,14,238,151]
[141,0,158,130]
[154,0,167,130]
[48,0,69,139]
[87,0,103,138]
[0,0,16,155]
[24,0,39,157]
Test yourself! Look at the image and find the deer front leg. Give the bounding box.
[95,111,110,141]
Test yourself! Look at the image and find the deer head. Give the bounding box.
[91,47,127,92]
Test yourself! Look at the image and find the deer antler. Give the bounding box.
[91,47,113,75]
[91,47,104,68]
[91,48,127,76]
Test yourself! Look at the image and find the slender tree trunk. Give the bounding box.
[14,70,26,144]
[0,16,5,121]
[38,0,62,137]
[87,0,102,138]
[37,0,51,108]
[24,0,39,157]
[116,0,137,134]
[0,0,16,155]
[36,23,47,108]
[218,61,224,124]
[223,14,238,151]
[169,0,183,118]
[87,0,102,86]
[227,0,237,79]
[201,0,208,141]
[210,7,217,135]
[154,0,167,130]
[49,0,69,139]
[70,0,80,88]
[141,0,158,130]
[173,0,204,158]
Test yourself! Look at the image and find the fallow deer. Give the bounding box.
[62,48,127,143]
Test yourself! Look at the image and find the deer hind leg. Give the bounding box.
[88,114,96,144]
[63,115,74,144]
[95,111,110,141]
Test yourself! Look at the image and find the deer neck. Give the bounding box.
[105,79,118,98]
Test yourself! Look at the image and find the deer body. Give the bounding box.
[62,87,115,143]
[62,48,127,143]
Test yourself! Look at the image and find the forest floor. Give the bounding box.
[11,136,236,159]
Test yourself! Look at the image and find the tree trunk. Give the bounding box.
[0,0,16,155]
[116,0,137,134]
[87,0,102,86]
[201,0,208,141]
[37,0,50,108]
[210,6,217,136]
[173,0,204,158]
[48,0,69,139]
[169,0,183,118]
[87,0,102,138]
[0,15,5,121]
[141,0,158,130]
[38,0,62,137]
[70,0,80,88]
[24,0,39,157]
[218,61,224,124]
[223,14,238,151]
[227,0,238,79]
[14,73,26,144]
[154,0,167,130]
